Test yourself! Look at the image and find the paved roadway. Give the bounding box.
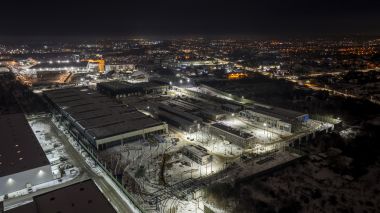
[48,118,134,213]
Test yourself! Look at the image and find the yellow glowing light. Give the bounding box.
[227,72,248,80]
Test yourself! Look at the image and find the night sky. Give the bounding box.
[1,0,380,37]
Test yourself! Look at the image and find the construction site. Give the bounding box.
[4,54,337,211]
[46,80,334,212]
[1,67,337,212]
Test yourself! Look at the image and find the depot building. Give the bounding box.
[0,114,54,196]
[43,87,168,150]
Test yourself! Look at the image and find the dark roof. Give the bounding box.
[184,145,209,157]
[6,202,37,213]
[158,104,202,123]
[29,62,88,70]
[158,110,195,128]
[97,80,168,93]
[251,105,307,122]
[44,87,164,139]
[211,123,253,139]
[6,180,117,213]
[0,113,50,177]
[163,100,199,111]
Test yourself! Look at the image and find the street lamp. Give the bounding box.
[263,123,267,137]
[7,178,15,185]
[38,170,45,177]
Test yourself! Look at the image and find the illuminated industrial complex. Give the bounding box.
[1,37,373,213]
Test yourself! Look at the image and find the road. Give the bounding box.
[48,118,135,213]
[209,56,380,105]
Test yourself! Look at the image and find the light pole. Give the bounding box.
[263,122,267,138]
[190,162,193,179]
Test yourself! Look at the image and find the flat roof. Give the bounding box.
[211,123,253,139]
[200,108,225,116]
[6,180,116,213]
[0,113,50,177]
[184,145,209,157]
[6,202,37,213]
[164,100,199,111]
[250,105,307,122]
[158,104,202,123]
[222,103,242,110]
[97,80,168,92]
[158,111,195,128]
[29,62,88,70]
[44,87,164,139]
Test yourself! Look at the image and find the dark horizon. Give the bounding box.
[1,0,380,38]
[0,34,379,44]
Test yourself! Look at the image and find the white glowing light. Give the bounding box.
[7,178,15,185]
[38,170,45,177]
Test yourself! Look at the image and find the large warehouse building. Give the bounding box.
[97,80,169,98]
[157,103,202,133]
[239,105,309,133]
[0,114,53,196]
[44,87,168,150]
[4,180,116,213]
[25,61,89,74]
[209,122,254,148]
